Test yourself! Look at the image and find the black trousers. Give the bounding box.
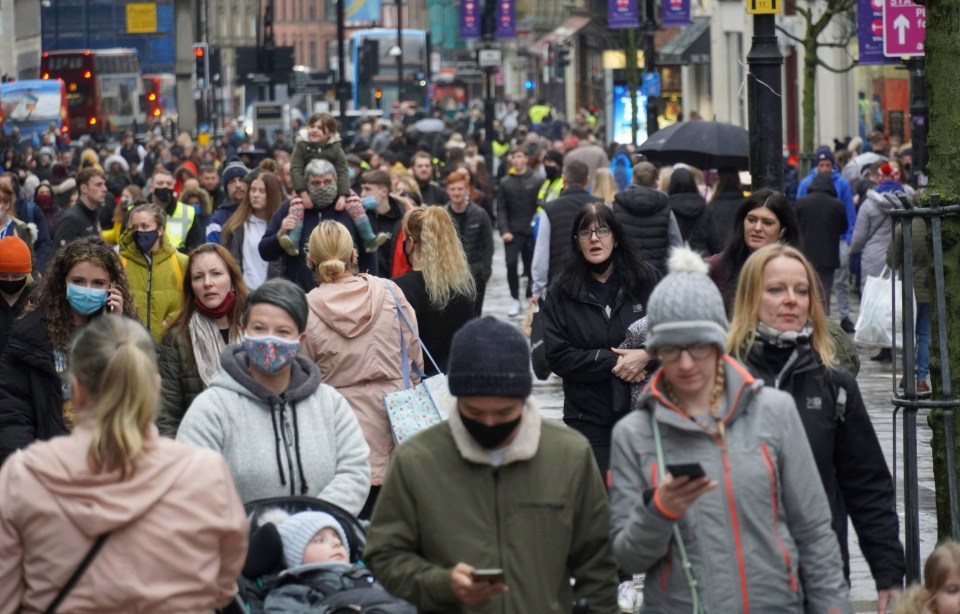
[504,234,534,300]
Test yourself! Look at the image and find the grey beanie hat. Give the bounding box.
[645,247,729,351]
[448,316,532,399]
[276,511,350,568]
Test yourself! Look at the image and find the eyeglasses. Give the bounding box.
[656,343,716,364]
[576,226,612,241]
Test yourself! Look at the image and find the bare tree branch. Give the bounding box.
[775,24,806,44]
[817,57,857,73]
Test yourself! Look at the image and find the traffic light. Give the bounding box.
[358,39,379,84]
[555,43,570,80]
[193,42,210,89]
[480,0,496,41]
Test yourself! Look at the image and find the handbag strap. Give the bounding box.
[652,416,707,614]
[382,280,443,381]
[44,533,110,614]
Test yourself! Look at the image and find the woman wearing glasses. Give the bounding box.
[609,247,851,613]
[541,203,659,478]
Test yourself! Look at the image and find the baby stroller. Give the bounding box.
[219,495,399,614]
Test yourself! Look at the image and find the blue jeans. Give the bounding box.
[916,302,931,380]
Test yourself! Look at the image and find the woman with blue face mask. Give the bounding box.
[177,278,372,513]
[119,204,190,343]
[0,236,136,466]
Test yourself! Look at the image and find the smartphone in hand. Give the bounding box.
[666,463,707,480]
[470,569,505,584]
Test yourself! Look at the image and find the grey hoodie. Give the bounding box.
[609,356,851,613]
[178,345,371,513]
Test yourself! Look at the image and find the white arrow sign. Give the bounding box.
[893,13,910,44]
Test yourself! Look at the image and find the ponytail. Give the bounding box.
[70,316,159,479]
[405,206,475,308]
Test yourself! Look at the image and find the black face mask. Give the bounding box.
[0,277,26,295]
[153,187,174,204]
[459,412,522,449]
[588,258,613,275]
[545,165,561,181]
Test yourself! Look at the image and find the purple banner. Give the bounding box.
[608,0,639,29]
[858,0,897,64]
[496,0,515,38]
[661,0,691,26]
[460,0,480,39]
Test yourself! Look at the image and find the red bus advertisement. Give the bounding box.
[41,48,145,138]
[0,79,69,145]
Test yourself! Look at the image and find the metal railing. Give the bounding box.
[890,193,960,582]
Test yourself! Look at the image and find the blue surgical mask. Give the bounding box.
[361,195,379,210]
[348,167,357,180]
[241,334,301,374]
[66,283,108,315]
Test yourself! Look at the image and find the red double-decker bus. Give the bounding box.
[41,48,145,139]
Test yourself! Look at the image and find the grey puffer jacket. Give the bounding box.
[850,187,904,287]
[609,356,851,614]
[264,564,415,614]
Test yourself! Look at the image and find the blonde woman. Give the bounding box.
[393,206,477,375]
[728,243,904,609]
[302,220,422,519]
[590,167,619,206]
[0,316,248,611]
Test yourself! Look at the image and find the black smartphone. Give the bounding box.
[666,463,707,480]
[471,569,505,584]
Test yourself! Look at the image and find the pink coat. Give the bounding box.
[303,274,423,484]
[0,423,248,613]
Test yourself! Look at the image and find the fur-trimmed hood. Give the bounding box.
[443,395,542,466]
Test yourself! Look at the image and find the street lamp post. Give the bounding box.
[396,0,403,106]
[746,13,784,190]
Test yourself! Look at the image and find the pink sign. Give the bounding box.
[882,0,925,57]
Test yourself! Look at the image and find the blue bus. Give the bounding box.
[331,29,428,111]
[0,79,70,145]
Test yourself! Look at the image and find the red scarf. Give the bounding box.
[194,290,237,320]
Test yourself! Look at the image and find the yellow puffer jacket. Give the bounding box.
[119,230,188,343]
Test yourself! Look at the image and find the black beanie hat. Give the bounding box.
[448,317,532,399]
[544,150,564,166]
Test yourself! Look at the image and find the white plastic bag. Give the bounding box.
[854,266,913,348]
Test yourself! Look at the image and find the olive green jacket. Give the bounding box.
[364,399,619,614]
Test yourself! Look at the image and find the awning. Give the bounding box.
[531,16,591,55]
[659,17,710,65]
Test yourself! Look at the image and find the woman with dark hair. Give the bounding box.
[707,188,801,314]
[666,167,709,251]
[541,203,659,477]
[177,278,371,511]
[0,237,136,464]
[158,243,250,437]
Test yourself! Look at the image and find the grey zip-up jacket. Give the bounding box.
[609,356,851,614]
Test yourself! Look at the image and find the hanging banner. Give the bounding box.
[345,0,381,23]
[661,0,691,26]
[608,0,639,29]
[496,0,515,38]
[858,0,897,64]
[461,0,480,39]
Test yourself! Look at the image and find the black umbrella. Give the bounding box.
[637,121,750,170]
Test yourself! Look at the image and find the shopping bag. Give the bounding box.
[381,281,448,444]
[383,374,448,445]
[854,266,912,348]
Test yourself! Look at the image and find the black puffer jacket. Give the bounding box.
[541,273,647,427]
[612,185,672,274]
[496,170,541,235]
[263,564,415,613]
[795,173,848,270]
[445,201,494,283]
[667,192,709,252]
[0,308,70,465]
[157,327,208,438]
[744,337,905,590]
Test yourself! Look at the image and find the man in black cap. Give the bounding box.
[365,316,618,614]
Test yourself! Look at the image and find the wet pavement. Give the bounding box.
[479,236,937,612]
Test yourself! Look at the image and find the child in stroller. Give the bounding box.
[226,496,414,614]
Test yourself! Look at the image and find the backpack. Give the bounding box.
[610,152,632,192]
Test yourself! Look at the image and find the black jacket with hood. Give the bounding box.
[667,191,709,252]
[612,185,672,274]
[795,173,849,270]
[744,336,905,590]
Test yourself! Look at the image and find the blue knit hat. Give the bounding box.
[221,160,250,190]
[448,317,532,399]
[815,146,834,165]
[275,511,349,568]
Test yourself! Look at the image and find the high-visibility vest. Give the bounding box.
[165,200,196,250]
[538,177,564,207]
[529,104,552,126]
[492,140,510,159]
